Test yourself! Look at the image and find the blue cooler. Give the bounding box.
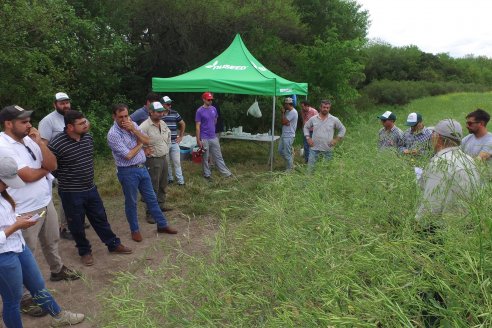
[180,146,192,161]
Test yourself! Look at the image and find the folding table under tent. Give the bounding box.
[152,34,308,170]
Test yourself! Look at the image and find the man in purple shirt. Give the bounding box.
[107,104,177,242]
[195,92,232,179]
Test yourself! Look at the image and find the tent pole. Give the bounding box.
[270,95,276,172]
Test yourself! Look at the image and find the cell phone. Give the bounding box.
[27,210,46,222]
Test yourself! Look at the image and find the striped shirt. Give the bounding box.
[401,127,433,155]
[0,196,25,254]
[48,131,95,192]
[378,126,404,150]
[163,110,183,143]
[107,121,147,167]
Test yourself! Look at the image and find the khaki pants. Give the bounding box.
[146,155,168,210]
[21,200,63,273]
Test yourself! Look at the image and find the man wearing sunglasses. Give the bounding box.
[0,105,80,317]
[461,109,492,164]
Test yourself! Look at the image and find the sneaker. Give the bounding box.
[51,310,85,327]
[157,226,178,234]
[168,180,174,184]
[145,215,156,224]
[20,295,49,317]
[160,207,173,212]
[59,228,74,241]
[178,183,185,186]
[110,244,133,254]
[81,254,94,266]
[50,265,81,281]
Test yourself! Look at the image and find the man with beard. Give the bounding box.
[39,92,76,240]
[0,105,80,317]
[461,109,492,165]
[49,110,132,266]
[303,100,346,171]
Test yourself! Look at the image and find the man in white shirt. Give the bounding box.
[0,105,80,315]
[39,92,76,240]
[279,97,298,171]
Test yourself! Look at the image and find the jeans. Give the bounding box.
[308,149,333,172]
[0,246,61,328]
[59,186,121,256]
[167,143,185,184]
[116,166,169,232]
[278,136,295,170]
[202,138,232,178]
[302,131,313,163]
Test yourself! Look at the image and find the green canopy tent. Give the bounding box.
[152,34,308,170]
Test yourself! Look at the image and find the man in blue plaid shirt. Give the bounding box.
[400,112,432,156]
[377,111,404,151]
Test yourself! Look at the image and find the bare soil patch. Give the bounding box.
[20,191,218,328]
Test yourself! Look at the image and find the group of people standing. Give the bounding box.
[0,89,240,328]
[377,108,492,219]
[279,97,347,171]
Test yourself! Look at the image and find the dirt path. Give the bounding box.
[20,194,218,328]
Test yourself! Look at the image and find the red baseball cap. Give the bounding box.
[202,92,214,100]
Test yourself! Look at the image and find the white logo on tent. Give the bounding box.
[280,88,293,93]
[205,60,247,71]
[251,62,267,72]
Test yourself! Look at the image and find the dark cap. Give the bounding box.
[405,112,423,126]
[0,105,33,122]
[377,110,397,121]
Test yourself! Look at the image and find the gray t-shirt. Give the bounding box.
[461,132,492,163]
[281,109,298,138]
[38,111,65,142]
[303,114,346,151]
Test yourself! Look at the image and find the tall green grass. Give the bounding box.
[98,92,492,327]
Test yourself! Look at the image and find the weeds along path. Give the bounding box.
[21,193,220,328]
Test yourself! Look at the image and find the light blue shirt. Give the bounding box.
[107,122,147,167]
[281,109,298,138]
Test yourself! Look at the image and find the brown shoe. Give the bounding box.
[50,265,81,281]
[131,231,143,242]
[81,254,94,266]
[20,295,49,317]
[157,226,178,234]
[111,244,133,254]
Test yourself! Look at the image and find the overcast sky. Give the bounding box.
[357,0,492,58]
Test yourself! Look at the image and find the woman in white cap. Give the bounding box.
[0,157,85,327]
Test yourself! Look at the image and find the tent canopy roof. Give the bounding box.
[152,34,308,96]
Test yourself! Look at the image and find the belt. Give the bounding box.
[120,163,146,169]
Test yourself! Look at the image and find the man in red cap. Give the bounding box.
[195,92,232,180]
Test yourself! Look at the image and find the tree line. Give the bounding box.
[1,0,491,154]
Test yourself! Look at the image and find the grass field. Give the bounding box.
[96,92,492,327]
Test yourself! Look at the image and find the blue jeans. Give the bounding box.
[116,166,169,232]
[167,143,185,184]
[308,149,333,171]
[59,186,121,256]
[303,131,313,163]
[0,247,61,328]
[278,136,295,170]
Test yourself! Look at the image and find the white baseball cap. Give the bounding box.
[0,157,25,188]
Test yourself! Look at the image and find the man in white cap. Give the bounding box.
[416,119,481,221]
[279,97,298,171]
[401,112,433,157]
[139,102,172,222]
[38,92,77,240]
[161,96,186,185]
[377,111,404,151]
